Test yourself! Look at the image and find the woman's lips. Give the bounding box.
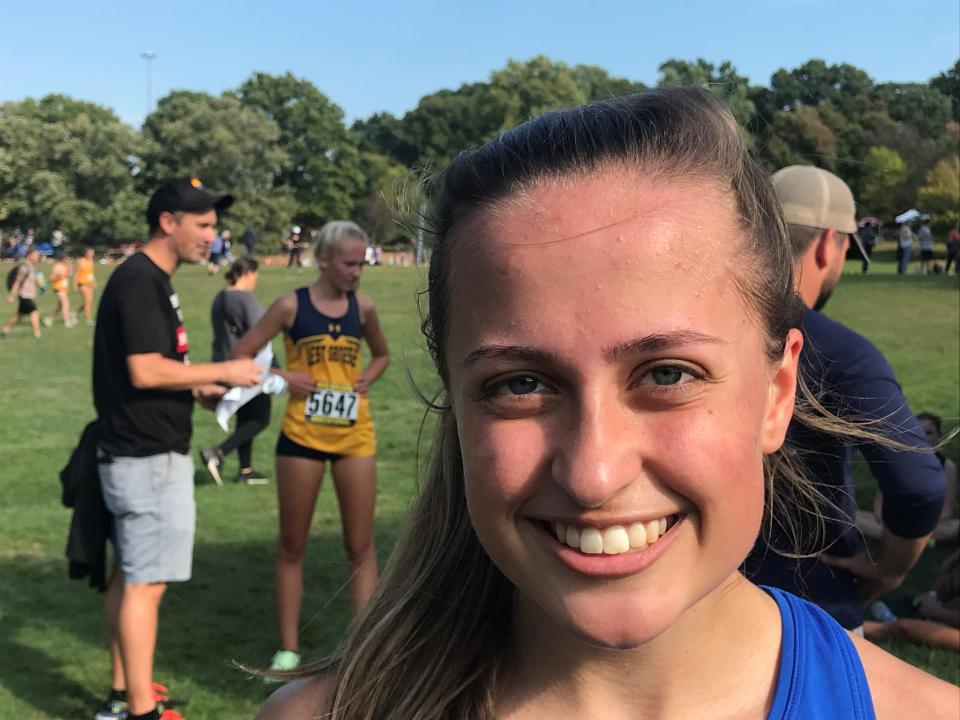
[533,514,684,578]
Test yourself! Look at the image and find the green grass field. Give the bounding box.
[0,251,957,718]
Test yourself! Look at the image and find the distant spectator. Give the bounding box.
[208,231,225,274]
[857,411,958,544]
[858,221,877,273]
[898,222,915,274]
[200,256,272,486]
[946,227,959,275]
[918,218,934,274]
[286,226,303,268]
[74,247,98,326]
[241,224,259,256]
[43,256,76,328]
[51,229,66,260]
[2,247,42,338]
[864,550,959,650]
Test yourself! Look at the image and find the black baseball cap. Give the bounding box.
[146,177,234,227]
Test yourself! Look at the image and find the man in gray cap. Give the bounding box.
[745,165,945,632]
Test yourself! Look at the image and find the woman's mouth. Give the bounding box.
[545,514,682,555]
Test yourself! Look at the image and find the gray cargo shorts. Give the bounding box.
[99,451,196,585]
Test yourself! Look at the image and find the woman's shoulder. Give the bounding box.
[269,289,301,312]
[851,633,959,718]
[354,290,377,316]
[257,674,333,720]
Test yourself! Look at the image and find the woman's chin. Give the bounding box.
[555,597,680,650]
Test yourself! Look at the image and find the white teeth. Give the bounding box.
[552,515,677,556]
[602,526,630,554]
[555,523,566,543]
[579,528,603,554]
[645,519,660,543]
[628,521,647,548]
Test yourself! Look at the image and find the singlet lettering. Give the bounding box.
[301,337,361,367]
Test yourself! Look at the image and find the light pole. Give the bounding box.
[141,51,157,115]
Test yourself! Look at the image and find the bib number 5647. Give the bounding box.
[305,388,358,426]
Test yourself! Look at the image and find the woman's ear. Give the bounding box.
[761,327,803,454]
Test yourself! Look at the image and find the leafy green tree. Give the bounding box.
[572,64,646,101]
[396,83,500,168]
[874,83,952,138]
[353,112,420,167]
[930,60,960,122]
[918,156,960,228]
[359,57,631,170]
[354,150,409,244]
[487,56,587,129]
[770,60,874,114]
[658,58,755,129]
[858,146,908,219]
[141,90,295,242]
[235,72,364,227]
[764,106,837,170]
[0,95,143,244]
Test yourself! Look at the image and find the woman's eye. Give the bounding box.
[649,366,684,385]
[501,376,543,395]
[637,364,701,388]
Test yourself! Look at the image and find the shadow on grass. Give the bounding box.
[0,518,402,719]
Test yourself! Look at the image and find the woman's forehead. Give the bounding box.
[445,172,751,351]
[451,172,740,277]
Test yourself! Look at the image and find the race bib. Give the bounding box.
[305,385,358,426]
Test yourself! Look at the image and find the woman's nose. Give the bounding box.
[550,393,642,508]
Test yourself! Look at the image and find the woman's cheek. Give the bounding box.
[461,414,549,510]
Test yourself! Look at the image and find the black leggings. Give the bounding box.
[218,393,271,469]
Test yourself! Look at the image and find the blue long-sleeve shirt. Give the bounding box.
[745,308,946,629]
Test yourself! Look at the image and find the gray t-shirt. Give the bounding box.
[210,289,264,362]
[16,261,37,299]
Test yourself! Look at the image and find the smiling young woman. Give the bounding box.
[258,88,957,720]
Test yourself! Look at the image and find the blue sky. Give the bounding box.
[2,0,958,127]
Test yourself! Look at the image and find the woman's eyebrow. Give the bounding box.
[460,332,724,369]
[603,331,726,361]
[460,345,553,368]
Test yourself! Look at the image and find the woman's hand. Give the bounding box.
[279,370,316,398]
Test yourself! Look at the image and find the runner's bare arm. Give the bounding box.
[233,292,296,360]
[257,675,333,720]
[7,266,24,301]
[127,354,261,391]
[233,292,314,396]
[355,295,389,395]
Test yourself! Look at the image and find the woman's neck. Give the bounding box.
[497,574,781,720]
[230,276,255,292]
[312,277,345,301]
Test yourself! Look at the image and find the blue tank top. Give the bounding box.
[492,587,875,719]
[765,586,875,719]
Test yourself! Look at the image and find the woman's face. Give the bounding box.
[319,238,366,292]
[445,170,800,648]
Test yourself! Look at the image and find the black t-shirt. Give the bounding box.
[93,252,193,456]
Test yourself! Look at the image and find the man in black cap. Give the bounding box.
[92,178,262,720]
